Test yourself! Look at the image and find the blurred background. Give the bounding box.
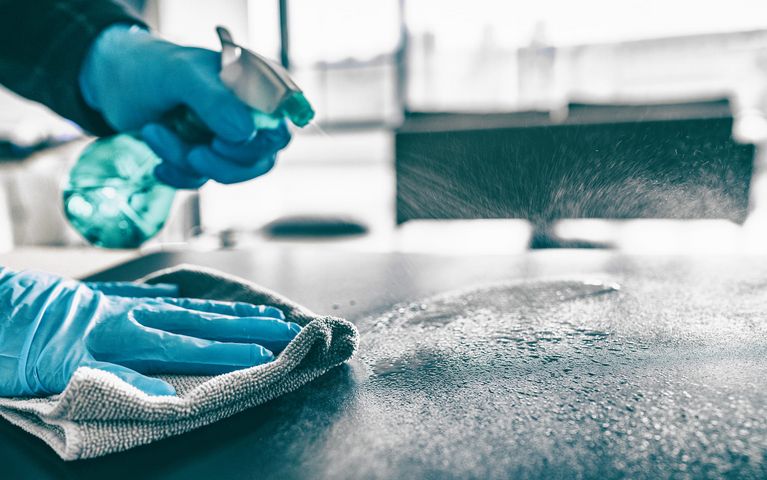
[3,0,767,275]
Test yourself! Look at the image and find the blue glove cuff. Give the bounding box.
[79,24,152,115]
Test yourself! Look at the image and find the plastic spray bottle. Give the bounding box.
[63,27,314,248]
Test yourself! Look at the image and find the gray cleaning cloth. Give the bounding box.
[0,265,359,461]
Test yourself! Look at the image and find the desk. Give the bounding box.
[3,247,766,479]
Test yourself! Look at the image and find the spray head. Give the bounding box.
[216,26,314,127]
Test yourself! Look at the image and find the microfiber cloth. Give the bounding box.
[0,265,359,461]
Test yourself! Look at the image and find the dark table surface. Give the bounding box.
[3,247,767,479]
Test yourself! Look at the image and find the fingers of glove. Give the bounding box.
[155,162,209,190]
[86,361,176,396]
[116,329,276,375]
[141,123,208,189]
[174,51,256,144]
[135,309,300,352]
[159,297,285,319]
[85,282,179,298]
[188,148,277,184]
[209,122,292,165]
[142,122,188,164]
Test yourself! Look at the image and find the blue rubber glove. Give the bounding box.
[83,281,179,298]
[0,268,301,397]
[79,24,291,189]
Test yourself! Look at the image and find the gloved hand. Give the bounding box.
[0,268,301,397]
[79,24,291,189]
[83,280,179,298]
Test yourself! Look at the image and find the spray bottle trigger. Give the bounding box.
[160,106,214,145]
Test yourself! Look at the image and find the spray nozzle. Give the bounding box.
[216,26,314,128]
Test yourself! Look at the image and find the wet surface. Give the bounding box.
[3,249,767,479]
[324,279,767,479]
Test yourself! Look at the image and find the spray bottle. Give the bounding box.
[63,26,314,248]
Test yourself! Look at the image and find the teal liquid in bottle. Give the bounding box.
[63,26,314,249]
[63,134,174,249]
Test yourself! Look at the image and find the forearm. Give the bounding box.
[0,0,146,135]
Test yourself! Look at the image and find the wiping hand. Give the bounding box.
[0,269,300,397]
